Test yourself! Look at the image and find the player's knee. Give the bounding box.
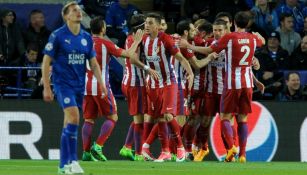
[133,114,144,124]
[85,119,95,124]
[107,114,118,122]
[164,113,174,122]
[144,114,154,123]
[237,114,247,122]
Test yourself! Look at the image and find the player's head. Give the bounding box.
[160,16,168,32]
[176,19,197,40]
[90,16,106,35]
[215,12,232,33]
[196,21,213,39]
[129,14,146,34]
[62,1,82,23]
[145,12,161,35]
[234,11,250,30]
[212,19,227,40]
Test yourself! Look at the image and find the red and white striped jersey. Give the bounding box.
[192,38,213,91]
[205,39,225,94]
[122,35,146,87]
[170,34,194,90]
[142,32,179,89]
[210,32,263,89]
[85,36,124,96]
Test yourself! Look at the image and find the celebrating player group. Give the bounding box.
[42,2,265,174]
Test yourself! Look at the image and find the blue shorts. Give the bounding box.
[54,85,84,109]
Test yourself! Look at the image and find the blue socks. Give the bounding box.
[59,123,78,168]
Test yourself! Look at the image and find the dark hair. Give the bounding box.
[29,9,43,18]
[279,13,293,22]
[146,12,161,24]
[234,11,250,29]
[176,19,191,35]
[129,14,145,33]
[27,42,39,52]
[286,71,300,81]
[215,12,233,22]
[90,16,105,34]
[197,21,212,34]
[213,19,227,28]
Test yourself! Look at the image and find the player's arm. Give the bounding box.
[253,74,265,94]
[174,52,194,90]
[41,54,53,102]
[252,56,260,70]
[121,29,144,58]
[89,58,108,97]
[180,39,213,55]
[189,52,218,69]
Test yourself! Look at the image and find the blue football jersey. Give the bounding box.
[43,24,95,88]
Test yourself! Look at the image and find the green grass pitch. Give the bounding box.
[0,160,306,175]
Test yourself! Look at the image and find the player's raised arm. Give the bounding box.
[189,52,218,69]
[89,58,108,97]
[174,52,194,90]
[42,54,53,102]
[180,39,213,55]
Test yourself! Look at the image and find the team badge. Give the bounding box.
[81,39,87,46]
[64,97,71,104]
[45,43,53,51]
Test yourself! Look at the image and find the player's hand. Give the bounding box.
[208,52,219,60]
[100,83,108,98]
[252,32,265,45]
[147,68,160,80]
[133,29,144,44]
[186,73,194,90]
[43,86,54,102]
[179,39,190,49]
[255,80,265,94]
[252,57,260,70]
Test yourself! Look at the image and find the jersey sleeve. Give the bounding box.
[254,35,264,47]
[43,32,58,58]
[180,48,194,60]
[163,33,180,56]
[210,34,231,53]
[106,40,124,57]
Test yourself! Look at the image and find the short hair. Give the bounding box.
[146,12,161,24]
[234,11,250,29]
[197,21,212,34]
[90,16,105,34]
[194,18,207,28]
[215,12,233,22]
[286,71,300,81]
[27,42,39,52]
[176,19,191,35]
[213,19,227,28]
[29,9,43,17]
[61,1,78,17]
[129,14,146,33]
[279,13,293,22]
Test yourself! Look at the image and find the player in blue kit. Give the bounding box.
[41,2,107,174]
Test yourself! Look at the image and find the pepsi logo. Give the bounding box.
[210,101,279,161]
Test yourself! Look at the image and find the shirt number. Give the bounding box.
[239,45,250,66]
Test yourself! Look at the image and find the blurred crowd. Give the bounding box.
[0,0,306,100]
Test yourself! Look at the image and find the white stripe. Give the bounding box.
[193,70,200,90]
[235,67,241,89]
[207,65,213,92]
[160,42,171,86]
[245,67,251,88]
[84,75,88,95]
[217,68,223,94]
[227,40,232,89]
[131,64,136,86]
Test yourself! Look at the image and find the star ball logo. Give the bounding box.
[210,102,279,161]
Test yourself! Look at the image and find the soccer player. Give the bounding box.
[119,14,159,161]
[141,12,194,162]
[81,16,148,162]
[182,11,265,163]
[42,2,107,174]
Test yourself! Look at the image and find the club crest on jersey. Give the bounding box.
[81,39,87,46]
[45,43,53,51]
[64,97,70,104]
